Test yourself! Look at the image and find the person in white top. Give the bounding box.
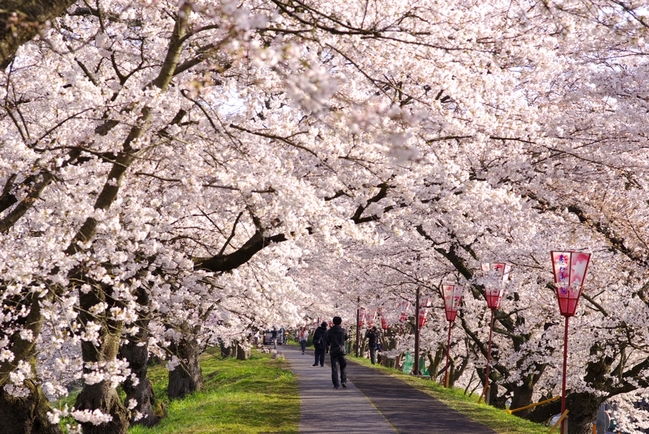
[299,326,308,354]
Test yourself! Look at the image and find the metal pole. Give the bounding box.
[414,286,420,376]
[484,308,495,404]
[445,321,452,388]
[561,316,569,434]
[355,296,360,357]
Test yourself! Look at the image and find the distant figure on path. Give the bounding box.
[325,316,348,389]
[298,326,308,354]
[312,321,328,367]
[271,327,278,349]
[365,326,380,365]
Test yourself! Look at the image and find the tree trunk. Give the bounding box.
[118,287,162,427]
[0,292,60,434]
[508,382,535,415]
[75,285,129,434]
[168,333,203,400]
[563,392,601,434]
[426,346,445,380]
[220,343,232,358]
[450,353,469,386]
[525,391,600,434]
[74,382,130,434]
[0,379,62,434]
[236,342,251,360]
[119,338,161,427]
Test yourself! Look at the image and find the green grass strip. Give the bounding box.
[129,348,299,434]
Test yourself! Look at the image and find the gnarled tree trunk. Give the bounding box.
[118,287,162,427]
[75,284,129,434]
[0,291,60,434]
[167,325,203,400]
[236,341,251,360]
[74,382,130,434]
[426,345,445,380]
[0,379,62,434]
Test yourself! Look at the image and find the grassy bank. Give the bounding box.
[129,348,299,434]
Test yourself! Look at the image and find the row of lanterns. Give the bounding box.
[440,251,591,434]
[351,250,590,434]
[357,300,435,330]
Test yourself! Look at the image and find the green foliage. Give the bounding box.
[129,349,299,434]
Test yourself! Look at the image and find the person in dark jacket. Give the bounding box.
[325,316,348,389]
[312,322,328,367]
[271,327,278,349]
[365,326,379,365]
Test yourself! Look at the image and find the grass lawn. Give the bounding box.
[129,348,299,434]
[349,355,550,434]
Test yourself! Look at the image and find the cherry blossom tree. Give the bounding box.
[1,1,649,434]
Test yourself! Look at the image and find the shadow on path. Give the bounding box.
[347,359,496,434]
[281,345,496,434]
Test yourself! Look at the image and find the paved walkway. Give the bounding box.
[281,345,496,434]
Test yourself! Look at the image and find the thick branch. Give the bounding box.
[194,230,288,272]
[0,0,76,67]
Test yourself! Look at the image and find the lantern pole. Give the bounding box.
[355,296,360,357]
[445,320,452,388]
[479,262,510,404]
[442,284,463,388]
[561,316,569,434]
[480,308,495,404]
[414,286,420,376]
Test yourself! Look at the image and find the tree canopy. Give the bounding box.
[0,1,648,433]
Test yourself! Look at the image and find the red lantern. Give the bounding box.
[442,285,463,322]
[481,262,512,309]
[418,308,427,327]
[368,310,376,328]
[398,301,411,322]
[418,298,432,327]
[550,251,592,434]
[379,307,389,330]
[551,251,591,317]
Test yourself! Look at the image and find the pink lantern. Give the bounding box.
[398,301,411,322]
[379,307,389,330]
[418,308,427,327]
[481,262,512,309]
[418,298,432,327]
[550,250,592,434]
[359,307,366,327]
[442,285,463,322]
[551,251,591,317]
[367,310,377,328]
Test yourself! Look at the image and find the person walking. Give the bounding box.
[325,316,348,389]
[365,326,380,365]
[271,327,278,349]
[312,322,328,367]
[298,326,308,354]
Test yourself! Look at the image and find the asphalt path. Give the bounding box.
[280,345,496,434]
